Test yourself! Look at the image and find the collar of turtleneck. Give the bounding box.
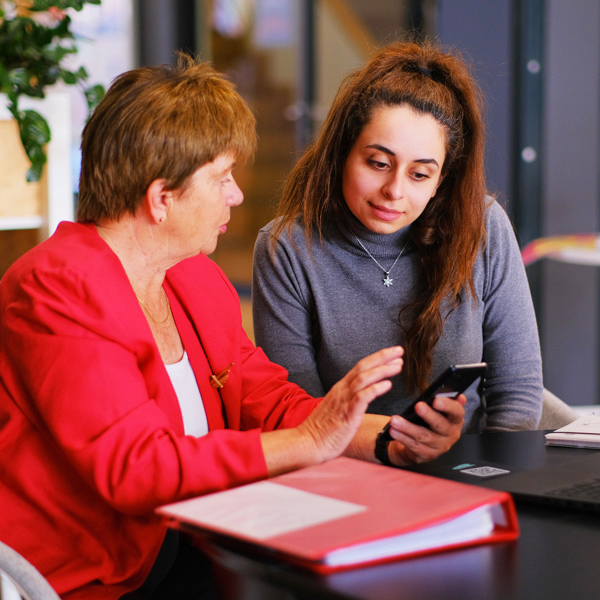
[333,203,413,259]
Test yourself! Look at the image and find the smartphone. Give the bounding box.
[402,362,487,427]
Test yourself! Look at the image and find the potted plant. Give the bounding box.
[0,0,105,182]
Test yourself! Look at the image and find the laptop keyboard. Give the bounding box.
[546,477,600,502]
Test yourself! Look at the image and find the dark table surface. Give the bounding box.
[204,430,600,600]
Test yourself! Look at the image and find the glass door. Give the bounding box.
[205,0,434,292]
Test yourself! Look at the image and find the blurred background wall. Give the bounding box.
[2,0,599,407]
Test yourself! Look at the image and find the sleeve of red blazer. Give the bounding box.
[0,224,320,515]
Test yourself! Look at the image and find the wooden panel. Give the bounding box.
[0,119,46,218]
[0,229,40,277]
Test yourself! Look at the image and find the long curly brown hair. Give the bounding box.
[270,39,488,394]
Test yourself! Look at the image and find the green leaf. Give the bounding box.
[0,66,10,95]
[60,69,78,85]
[31,1,101,12]
[14,109,51,183]
[41,44,76,64]
[2,1,105,181]
[53,14,73,38]
[25,142,47,182]
[84,83,105,112]
[19,109,51,148]
[75,65,88,79]
[7,100,20,122]
[26,162,45,183]
[8,68,31,90]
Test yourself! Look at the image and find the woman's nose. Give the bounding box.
[228,177,244,207]
[382,172,404,200]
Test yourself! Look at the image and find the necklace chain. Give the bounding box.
[353,234,409,287]
[135,288,172,325]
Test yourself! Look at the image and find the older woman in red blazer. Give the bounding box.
[0,55,464,599]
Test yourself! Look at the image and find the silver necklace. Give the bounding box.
[353,234,409,287]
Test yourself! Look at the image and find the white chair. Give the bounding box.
[0,541,59,600]
[537,387,578,430]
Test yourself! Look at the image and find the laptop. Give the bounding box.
[409,431,600,513]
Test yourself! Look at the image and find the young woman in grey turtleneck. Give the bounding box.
[252,40,543,437]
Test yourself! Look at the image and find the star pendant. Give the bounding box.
[383,274,393,287]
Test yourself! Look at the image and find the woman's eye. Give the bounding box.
[368,159,389,170]
[413,171,430,181]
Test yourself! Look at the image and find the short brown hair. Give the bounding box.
[77,54,256,223]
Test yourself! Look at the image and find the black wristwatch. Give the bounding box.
[375,421,394,466]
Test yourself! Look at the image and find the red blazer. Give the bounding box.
[0,222,319,599]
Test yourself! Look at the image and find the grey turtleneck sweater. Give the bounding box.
[252,200,542,432]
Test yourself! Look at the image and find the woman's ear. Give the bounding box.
[145,179,173,224]
[432,172,446,198]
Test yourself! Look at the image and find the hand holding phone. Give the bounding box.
[402,363,487,428]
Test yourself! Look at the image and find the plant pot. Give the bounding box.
[0,91,74,235]
[0,107,46,222]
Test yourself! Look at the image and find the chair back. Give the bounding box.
[0,541,60,600]
[538,388,578,430]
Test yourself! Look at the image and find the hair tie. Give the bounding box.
[417,65,434,79]
[404,63,436,81]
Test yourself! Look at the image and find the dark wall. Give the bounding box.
[437,0,513,209]
[134,0,198,66]
[437,0,600,405]
[540,0,600,405]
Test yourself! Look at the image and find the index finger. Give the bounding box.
[352,346,404,372]
[340,347,403,398]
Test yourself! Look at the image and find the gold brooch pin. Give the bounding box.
[210,362,234,389]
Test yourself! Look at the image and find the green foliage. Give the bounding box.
[0,0,105,181]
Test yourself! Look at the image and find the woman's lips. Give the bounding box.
[370,203,403,222]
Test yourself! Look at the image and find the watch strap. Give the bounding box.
[375,421,394,466]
